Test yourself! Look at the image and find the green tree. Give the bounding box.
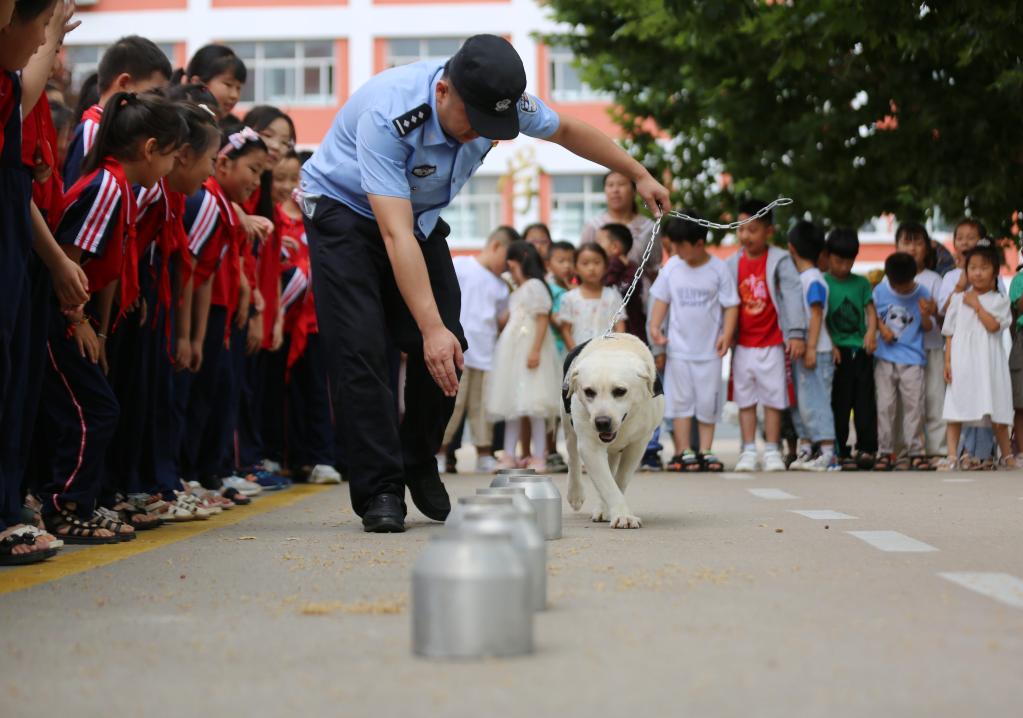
[543,0,1023,238]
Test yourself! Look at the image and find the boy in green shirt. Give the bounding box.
[823,228,879,470]
[1008,270,1023,453]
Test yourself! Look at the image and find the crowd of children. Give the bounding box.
[1,7,340,566]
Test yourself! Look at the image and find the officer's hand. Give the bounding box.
[636,174,671,217]
[423,324,463,397]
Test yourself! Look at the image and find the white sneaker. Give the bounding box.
[763,449,787,472]
[435,454,446,475]
[802,453,836,472]
[223,476,262,497]
[789,447,814,471]
[308,464,342,484]
[475,455,499,473]
[260,459,283,474]
[734,450,759,472]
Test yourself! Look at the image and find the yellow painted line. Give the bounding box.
[0,484,333,597]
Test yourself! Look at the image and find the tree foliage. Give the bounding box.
[542,0,1023,237]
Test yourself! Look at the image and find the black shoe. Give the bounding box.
[406,470,451,522]
[362,494,406,533]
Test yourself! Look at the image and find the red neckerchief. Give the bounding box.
[204,176,243,342]
[81,103,103,127]
[62,156,139,326]
[22,94,64,228]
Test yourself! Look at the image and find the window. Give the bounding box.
[64,43,175,95]
[445,176,504,249]
[384,38,465,69]
[549,174,606,241]
[547,45,612,103]
[233,41,335,106]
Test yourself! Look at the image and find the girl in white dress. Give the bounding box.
[486,241,562,471]
[557,243,625,349]
[940,243,1016,469]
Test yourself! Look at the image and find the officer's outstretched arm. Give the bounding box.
[546,115,671,217]
[368,193,464,398]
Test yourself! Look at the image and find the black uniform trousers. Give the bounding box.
[305,198,465,517]
[832,346,878,456]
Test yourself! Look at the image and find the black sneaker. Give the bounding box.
[406,470,451,522]
[640,449,663,472]
[362,494,406,533]
[546,452,568,473]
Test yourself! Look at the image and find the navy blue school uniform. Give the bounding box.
[40,161,135,519]
[0,71,35,531]
[62,103,102,188]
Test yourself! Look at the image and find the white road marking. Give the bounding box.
[748,488,798,500]
[939,572,1023,609]
[721,473,753,481]
[942,478,975,483]
[790,510,857,520]
[847,530,938,552]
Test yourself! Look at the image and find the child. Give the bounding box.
[786,221,838,471]
[557,243,625,350]
[895,222,944,463]
[63,35,172,186]
[727,199,807,472]
[486,241,561,472]
[41,92,184,543]
[939,242,1015,470]
[523,222,552,262]
[649,214,738,473]
[597,222,646,339]
[824,228,878,470]
[1009,257,1023,459]
[546,240,575,357]
[173,44,247,121]
[439,226,511,473]
[872,252,933,470]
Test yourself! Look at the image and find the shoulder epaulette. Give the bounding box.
[392,103,431,137]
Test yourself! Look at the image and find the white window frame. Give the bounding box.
[384,37,467,69]
[444,175,504,249]
[547,45,612,103]
[234,40,335,106]
[549,174,607,242]
[64,43,175,95]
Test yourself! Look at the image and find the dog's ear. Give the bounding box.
[635,361,656,398]
[564,364,581,397]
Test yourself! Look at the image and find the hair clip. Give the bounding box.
[220,126,262,157]
[197,103,217,120]
[976,237,993,248]
[118,92,138,107]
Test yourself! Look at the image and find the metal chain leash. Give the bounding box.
[602,197,793,338]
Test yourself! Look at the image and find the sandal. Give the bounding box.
[92,508,137,541]
[701,453,724,473]
[110,501,163,531]
[959,453,982,471]
[220,487,251,506]
[0,531,56,566]
[894,456,912,471]
[665,454,683,472]
[873,453,894,471]
[840,455,860,472]
[997,455,1019,471]
[856,451,876,471]
[910,456,934,471]
[44,508,121,545]
[9,524,63,550]
[934,457,958,472]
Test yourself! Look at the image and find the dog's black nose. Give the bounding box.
[594,416,613,433]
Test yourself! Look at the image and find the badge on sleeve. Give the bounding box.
[392,103,431,137]
[412,165,437,178]
[518,93,538,114]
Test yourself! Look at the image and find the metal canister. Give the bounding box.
[475,487,537,524]
[508,475,562,540]
[444,495,515,530]
[411,530,532,659]
[460,506,547,611]
[489,468,536,488]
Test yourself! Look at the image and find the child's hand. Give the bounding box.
[136,298,147,328]
[786,338,805,361]
[944,359,952,385]
[252,288,265,314]
[246,316,263,355]
[51,256,90,309]
[189,339,204,373]
[651,326,668,347]
[832,347,841,365]
[919,296,937,317]
[879,322,895,344]
[655,354,666,373]
[715,334,728,357]
[803,350,817,371]
[174,336,192,371]
[236,284,252,329]
[864,331,877,354]
[97,337,109,375]
[32,148,52,184]
[955,271,969,294]
[963,290,980,310]
[271,315,284,352]
[281,235,301,254]
[71,320,99,364]
[527,350,540,370]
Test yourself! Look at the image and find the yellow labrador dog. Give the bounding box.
[561,333,664,528]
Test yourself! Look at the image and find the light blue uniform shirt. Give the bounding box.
[301,60,561,240]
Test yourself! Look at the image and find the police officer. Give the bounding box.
[301,34,670,533]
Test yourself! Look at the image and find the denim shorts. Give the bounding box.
[792,351,836,442]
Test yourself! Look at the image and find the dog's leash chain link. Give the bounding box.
[601,197,794,338]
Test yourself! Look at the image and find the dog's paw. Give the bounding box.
[591,506,610,523]
[567,481,585,511]
[609,512,642,529]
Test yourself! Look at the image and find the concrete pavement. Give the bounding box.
[1,466,1022,717]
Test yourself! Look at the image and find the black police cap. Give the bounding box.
[447,34,526,141]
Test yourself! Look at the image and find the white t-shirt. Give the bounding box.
[558,286,623,346]
[914,268,944,351]
[649,255,739,360]
[799,267,832,353]
[453,256,510,371]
